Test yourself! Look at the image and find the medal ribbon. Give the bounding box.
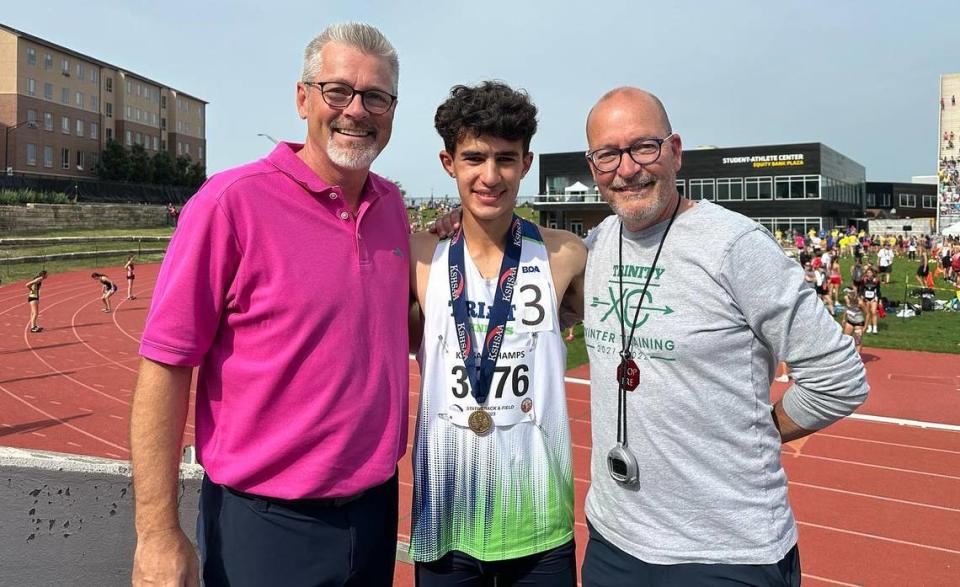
[448,215,523,405]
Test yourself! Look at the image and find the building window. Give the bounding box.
[688,179,715,200]
[569,220,584,236]
[675,179,685,197]
[185,143,191,155]
[61,87,69,104]
[26,143,37,166]
[125,105,132,119]
[105,77,113,92]
[745,177,773,200]
[177,141,182,154]
[716,178,743,201]
[177,120,183,132]
[135,132,142,145]
[61,148,70,169]
[898,193,917,208]
[125,130,132,146]
[44,82,53,100]
[43,53,52,70]
[27,109,37,124]
[61,116,70,134]
[126,80,132,94]
[26,78,36,96]
[43,112,53,131]
[922,195,936,209]
[91,95,99,111]
[90,68,98,83]
[75,63,84,79]
[76,119,84,136]
[152,136,159,150]
[90,122,99,140]
[198,146,203,159]
[161,95,166,109]
[43,145,53,167]
[879,193,891,207]
[105,127,113,141]
[160,117,166,130]
[27,48,37,66]
[160,139,166,151]
[76,150,84,170]
[105,103,112,118]
[61,58,69,75]
[75,91,84,107]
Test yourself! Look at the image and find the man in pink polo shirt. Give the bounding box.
[130,22,409,587]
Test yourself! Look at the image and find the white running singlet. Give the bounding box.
[410,220,574,563]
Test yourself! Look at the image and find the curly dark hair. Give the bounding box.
[434,81,538,155]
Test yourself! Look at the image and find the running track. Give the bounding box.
[1,265,958,586]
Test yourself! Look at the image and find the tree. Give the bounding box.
[97,139,131,181]
[174,155,192,186]
[128,144,152,183]
[186,161,207,188]
[151,150,176,185]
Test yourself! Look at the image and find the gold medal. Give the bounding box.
[468,409,493,435]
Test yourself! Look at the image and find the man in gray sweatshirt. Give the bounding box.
[579,87,869,586]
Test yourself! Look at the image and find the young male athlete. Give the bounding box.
[408,81,587,586]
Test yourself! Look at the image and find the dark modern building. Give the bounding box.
[534,142,867,236]
[864,181,937,220]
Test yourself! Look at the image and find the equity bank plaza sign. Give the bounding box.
[721,153,805,169]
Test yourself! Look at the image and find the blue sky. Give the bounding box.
[4,2,953,197]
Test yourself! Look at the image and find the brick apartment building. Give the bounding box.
[0,23,206,179]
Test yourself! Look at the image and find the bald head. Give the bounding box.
[586,87,672,140]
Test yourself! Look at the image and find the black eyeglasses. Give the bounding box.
[586,134,675,172]
[303,81,397,115]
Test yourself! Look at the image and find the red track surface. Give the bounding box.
[1,264,958,586]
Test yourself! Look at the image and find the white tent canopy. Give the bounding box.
[943,221,960,236]
[564,181,590,193]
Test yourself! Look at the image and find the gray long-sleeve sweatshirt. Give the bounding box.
[583,200,868,565]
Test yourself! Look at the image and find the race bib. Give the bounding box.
[442,347,535,428]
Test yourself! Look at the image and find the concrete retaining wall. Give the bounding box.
[0,204,168,234]
[0,448,202,587]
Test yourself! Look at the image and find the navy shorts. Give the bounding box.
[581,521,801,587]
[416,540,576,587]
[198,471,399,587]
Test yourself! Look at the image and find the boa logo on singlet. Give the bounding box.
[449,266,464,300]
[499,267,517,301]
[486,325,505,360]
[457,322,471,356]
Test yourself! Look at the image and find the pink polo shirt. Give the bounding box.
[140,142,410,499]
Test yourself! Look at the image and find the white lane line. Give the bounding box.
[800,574,862,587]
[815,432,960,455]
[67,442,81,448]
[845,413,960,433]
[0,382,129,453]
[561,378,960,432]
[790,480,960,513]
[30,431,46,438]
[796,453,960,481]
[797,520,960,555]
[108,414,124,420]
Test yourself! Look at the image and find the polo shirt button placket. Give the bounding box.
[339,210,350,221]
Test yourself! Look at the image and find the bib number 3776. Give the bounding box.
[450,364,530,399]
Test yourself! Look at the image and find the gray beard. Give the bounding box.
[327,139,380,170]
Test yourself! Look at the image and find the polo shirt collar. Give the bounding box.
[266,141,385,203]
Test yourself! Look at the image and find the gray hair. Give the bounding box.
[301,22,399,93]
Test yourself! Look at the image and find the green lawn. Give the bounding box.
[6,227,175,238]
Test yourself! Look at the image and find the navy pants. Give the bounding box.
[198,472,398,587]
[416,540,576,586]
[581,521,801,587]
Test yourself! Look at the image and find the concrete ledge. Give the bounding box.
[0,447,202,586]
[0,248,167,265]
[0,236,172,247]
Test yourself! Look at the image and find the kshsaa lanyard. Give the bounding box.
[448,216,523,434]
